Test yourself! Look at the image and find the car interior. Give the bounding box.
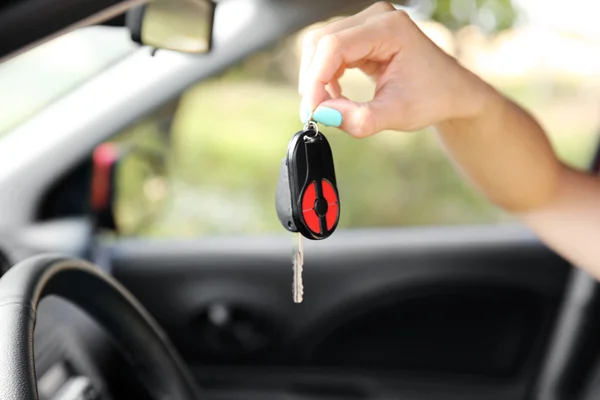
[2,0,600,400]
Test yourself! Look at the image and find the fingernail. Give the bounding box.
[313,106,342,127]
[300,103,311,124]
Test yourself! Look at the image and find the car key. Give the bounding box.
[276,119,340,303]
[276,120,340,239]
[292,231,303,303]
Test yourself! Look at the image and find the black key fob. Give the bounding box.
[276,124,340,240]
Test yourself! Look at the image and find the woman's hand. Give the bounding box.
[298,1,492,137]
[298,3,600,282]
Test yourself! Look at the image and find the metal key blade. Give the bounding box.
[292,232,304,303]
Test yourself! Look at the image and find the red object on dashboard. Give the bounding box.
[91,143,118,212]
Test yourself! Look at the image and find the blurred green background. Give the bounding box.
[115,32,600,237]
[2,1,598,238]
[113,1,600,237]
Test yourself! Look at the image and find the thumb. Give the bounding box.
[313,98,387,138]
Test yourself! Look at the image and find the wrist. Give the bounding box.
[448,68,498,123]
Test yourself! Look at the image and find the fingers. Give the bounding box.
[315,76,408,137]
[326,80,343,98]
[314,98,381,138]
[303,12,406,112]
[325,67,344,98]
[298,1,395,94]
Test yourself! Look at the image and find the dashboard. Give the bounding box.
[0,220,600,400]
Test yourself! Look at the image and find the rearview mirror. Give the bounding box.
[126,0,216,54]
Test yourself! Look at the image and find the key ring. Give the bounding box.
[303,112,320,141]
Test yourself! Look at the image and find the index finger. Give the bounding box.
[302,13,404,111]
[298,2,396,94]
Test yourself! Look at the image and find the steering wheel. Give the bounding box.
[0,254,202,400]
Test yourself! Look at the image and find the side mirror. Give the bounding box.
[90,140,169,236]
[126,0,216,54]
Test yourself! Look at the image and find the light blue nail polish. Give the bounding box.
[300,104,311,124]
[313,106,342,127]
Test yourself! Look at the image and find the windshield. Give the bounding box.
[0,26,137,136]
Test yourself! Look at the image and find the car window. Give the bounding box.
[0,26,137,136]
[110,3,600,237]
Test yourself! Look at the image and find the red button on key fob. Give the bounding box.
[276,126,340,240]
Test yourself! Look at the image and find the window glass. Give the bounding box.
[0,26,136,136]
[112,2,600,237]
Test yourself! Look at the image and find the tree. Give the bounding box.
[429,0,519,34]
[409,0,519,60]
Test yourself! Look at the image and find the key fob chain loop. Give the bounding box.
[276,122,340,240]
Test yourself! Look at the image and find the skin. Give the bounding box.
[298,2,600,279]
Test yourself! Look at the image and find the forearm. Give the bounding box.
[437,76,600,276]
[435,80,564,213]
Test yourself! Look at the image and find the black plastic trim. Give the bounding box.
[0,0,129,62]
[125,4,146,44]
